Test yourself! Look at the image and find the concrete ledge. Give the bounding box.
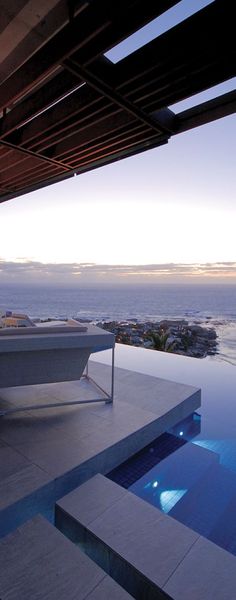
[56,474,236,600]
[0,515,132,600]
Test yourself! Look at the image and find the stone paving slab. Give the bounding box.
[0,515,132,600]
[56,473,128,526]
[0,463,52,512]
[164,535,236,600]
[56,474,236,600]
[89,361,200,417]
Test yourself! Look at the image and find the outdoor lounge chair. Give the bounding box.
[0,322,115,415]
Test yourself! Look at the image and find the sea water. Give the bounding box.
[1,283,236,365]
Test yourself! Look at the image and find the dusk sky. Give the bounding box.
[1,0,236,286]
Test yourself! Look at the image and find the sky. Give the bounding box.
[0,0,236,286]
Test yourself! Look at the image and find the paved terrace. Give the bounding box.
[0,361,200,539]
[0,358,203,599]
[1,355,236,599]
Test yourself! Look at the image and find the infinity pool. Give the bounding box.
[94,344,236,555]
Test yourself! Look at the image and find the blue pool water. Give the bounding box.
[108,411,236,555]
[96,344,236,556]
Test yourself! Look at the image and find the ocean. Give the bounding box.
[1,283,236,366]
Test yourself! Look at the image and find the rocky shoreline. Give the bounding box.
[97,319,218,358]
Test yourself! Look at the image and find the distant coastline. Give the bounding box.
[41,316,218,358]
[96,319,218,359]
[1,283,236,365]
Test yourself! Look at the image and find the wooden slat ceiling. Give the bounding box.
[0,0,235,203]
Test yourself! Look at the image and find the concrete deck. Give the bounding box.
[56,473,236,600]
[0,361,200,538]
[0,360,200,598]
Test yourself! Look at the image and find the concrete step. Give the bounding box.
[0,514,132,600]
[56,473,236,600]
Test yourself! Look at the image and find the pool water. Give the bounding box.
[108,411,236,555]
[103,344,236,556]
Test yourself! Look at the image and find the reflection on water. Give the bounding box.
[101,345,236,555]
[95,343,236,470]
[216,321,236,366]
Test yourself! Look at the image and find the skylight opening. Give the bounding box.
[105,0,214,64]
[170,78,236,114]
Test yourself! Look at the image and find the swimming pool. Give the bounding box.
[98,344,236,556]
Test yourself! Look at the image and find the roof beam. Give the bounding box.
[0,1,181,111]
[0,1,89,85]
[0,138,71,171]
[0,0,234,204]
[0,134,168,204]
[75,0,182,65]
[2,1,231,146]
[67,130,160,170]
[114,0,236,105]
[63,58,171,135]
[0,7,109,110]
[47,110,139,160]
[175,90,236,133]
[8,86,105,148]
[2,58,176,151]
[0,70,80,138]
[66,123,149,165]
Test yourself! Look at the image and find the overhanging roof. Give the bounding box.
[0,0,235,203]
